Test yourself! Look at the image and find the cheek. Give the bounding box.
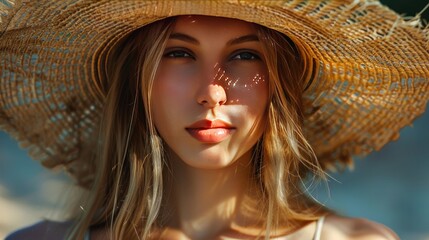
[152,69,193,107]
[227,75,269,142]
[224,68,269,110]
[245,83,269,130]
[151,70,193,133]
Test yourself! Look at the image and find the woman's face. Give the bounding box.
[151,16,269,169]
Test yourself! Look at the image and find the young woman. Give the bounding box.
[1,1,427,239]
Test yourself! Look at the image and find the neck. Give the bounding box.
[160,150,259,239]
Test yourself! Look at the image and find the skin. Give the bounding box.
[151,15,269,239]
[151,15,269,170]
[5,16,400,240]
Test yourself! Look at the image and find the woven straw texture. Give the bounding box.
[0,0,428,186]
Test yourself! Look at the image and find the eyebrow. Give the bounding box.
[168,33,259,46]
[169,33,199,44]
[227,34,259,45]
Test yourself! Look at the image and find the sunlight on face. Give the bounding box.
[151,16,269,169]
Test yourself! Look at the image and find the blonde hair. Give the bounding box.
[69,17,327,240]
[255,26,327,234]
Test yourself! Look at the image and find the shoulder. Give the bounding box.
[321,214,399,240]
[5,220,73,240]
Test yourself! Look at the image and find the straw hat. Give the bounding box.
[1,0,428,187]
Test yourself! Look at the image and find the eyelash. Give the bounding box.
[230,51,261,61]
[164,49,194,59]
[163,49,261,61]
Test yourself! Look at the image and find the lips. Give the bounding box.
[186,119,235,143]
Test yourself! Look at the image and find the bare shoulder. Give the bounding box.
[322,215,399,240]
[5,220,73,240]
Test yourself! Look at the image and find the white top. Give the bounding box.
[313,215,325,240]
[83,216,326,240]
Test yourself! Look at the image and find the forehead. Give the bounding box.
[173,15,257,35]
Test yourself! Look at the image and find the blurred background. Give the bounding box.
[1,0,429,239]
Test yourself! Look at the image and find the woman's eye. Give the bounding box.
[164,50,193,59]
[231,51,260,61]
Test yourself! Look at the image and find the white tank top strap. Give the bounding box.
[313,215,325,240]
[83,229,91,240]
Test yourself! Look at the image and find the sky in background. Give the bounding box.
[0,0,428,239]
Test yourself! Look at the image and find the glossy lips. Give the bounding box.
[186,119,235,143]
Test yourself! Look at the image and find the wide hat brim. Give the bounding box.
[1,0,428,187]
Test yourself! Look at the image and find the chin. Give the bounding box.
[165,142,254,171]
[181,153,235,170]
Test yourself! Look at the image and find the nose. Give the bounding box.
[196,83,227,108]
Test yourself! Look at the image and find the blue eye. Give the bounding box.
[231,51,260,60]
[164,50,193,59]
